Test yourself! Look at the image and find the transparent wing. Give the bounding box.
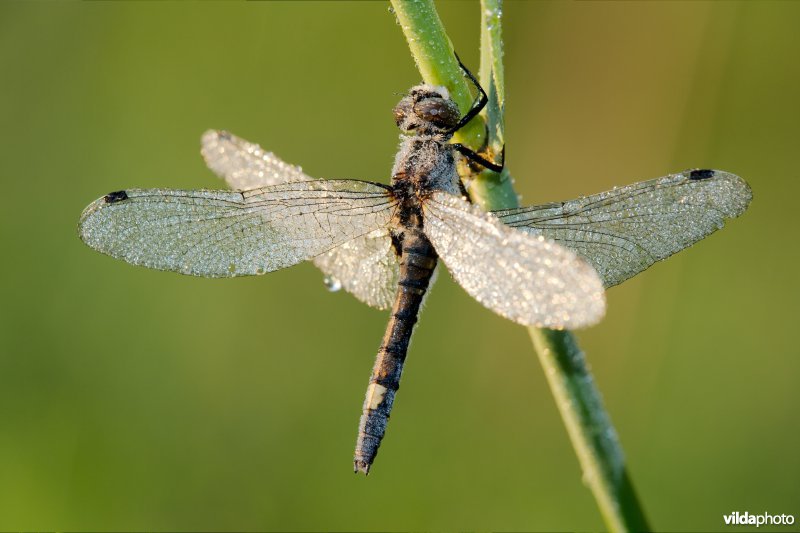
[423,192,605,329]
[494,170,752,288]
[313,229,400,310]
[201,130,313,189]
[79,180,395,277]
[201,129,401,307]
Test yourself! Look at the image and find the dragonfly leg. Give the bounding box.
[446,52,489,135]
[447,53,505,173]
[452,143,504,173]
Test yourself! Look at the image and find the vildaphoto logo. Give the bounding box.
[723,511,795,527]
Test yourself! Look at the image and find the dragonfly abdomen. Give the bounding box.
[354,225,438,474]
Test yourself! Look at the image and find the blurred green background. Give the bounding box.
[1,1,798,531]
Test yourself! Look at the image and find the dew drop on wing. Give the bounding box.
[324,275,342,292]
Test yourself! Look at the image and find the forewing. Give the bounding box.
[494,170,752,288]
[79,180,395,277]
[423,192,605,329]
[313,229,400,310]
[201,130,313,189]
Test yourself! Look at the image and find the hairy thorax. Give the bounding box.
[391,135,460,199]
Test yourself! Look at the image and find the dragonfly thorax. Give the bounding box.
[391,135,460,197]
[391,85,462,197]
[393,84,461,135]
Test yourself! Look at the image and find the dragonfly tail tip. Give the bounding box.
[353,460,371,476]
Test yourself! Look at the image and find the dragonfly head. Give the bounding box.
[393,84,460,135]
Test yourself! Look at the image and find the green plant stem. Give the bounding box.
[529,329,650,532]
[391,1,650,531]
[472,0,516,211]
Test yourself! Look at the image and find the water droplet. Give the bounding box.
[324,275,342,292]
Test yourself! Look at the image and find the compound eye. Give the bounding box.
[393,107,405,126]
[393,100,414,127]
[414,98,459,128]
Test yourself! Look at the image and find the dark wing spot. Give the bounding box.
[689,169,715,181]
[104,190,129,203]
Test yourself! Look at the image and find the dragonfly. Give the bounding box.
[78,61,752,474]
